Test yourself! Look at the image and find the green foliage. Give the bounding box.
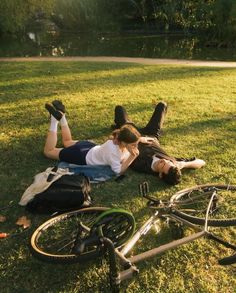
[209,0,236,45]
[0,0,236,45]
[53,0,121,31]
[0,60,235,292]
[0,0,55,34]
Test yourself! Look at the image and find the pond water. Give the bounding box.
[1,30,236,61]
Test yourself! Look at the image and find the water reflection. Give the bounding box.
[0,29,236,61]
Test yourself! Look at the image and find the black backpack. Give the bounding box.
[26,173,92,214]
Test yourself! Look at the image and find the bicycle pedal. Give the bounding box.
[139,181,149,196]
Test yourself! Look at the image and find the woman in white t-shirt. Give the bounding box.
[43,101,141,175]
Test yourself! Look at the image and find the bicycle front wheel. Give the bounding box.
[30,207,108,264]
[170,184,236,227]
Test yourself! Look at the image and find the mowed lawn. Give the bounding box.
[0,61,235,293]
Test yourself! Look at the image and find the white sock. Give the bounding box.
[49,116,59,133]
[60,115,68,127]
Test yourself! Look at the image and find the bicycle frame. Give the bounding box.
[101,189,236,291]
[29,183,236,292]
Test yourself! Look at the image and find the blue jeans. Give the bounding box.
[58,162,116,183]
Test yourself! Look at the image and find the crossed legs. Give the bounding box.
[44,114,78,160]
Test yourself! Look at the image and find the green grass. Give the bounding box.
[0,61,235,293]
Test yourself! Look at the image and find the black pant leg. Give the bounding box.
[114,105,132,128]
[139,102,167,138]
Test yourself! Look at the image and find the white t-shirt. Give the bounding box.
[86,140,129,174]
[151,156,161,171]
[151,155,183,171]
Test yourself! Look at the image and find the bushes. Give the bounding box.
[0,0,55,35]
[0,0,236,46]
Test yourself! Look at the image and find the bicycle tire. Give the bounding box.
[170,184,236,227]
[30,207,109,264]
[92,208,136,247]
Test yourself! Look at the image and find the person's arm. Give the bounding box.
[176,158,206,170]
[139,136,156,144]
[120,153,138,174]
[120,145,139,174]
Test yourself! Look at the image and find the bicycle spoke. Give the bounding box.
[30,207,108,263]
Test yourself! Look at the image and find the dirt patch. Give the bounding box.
[1,56,236,67]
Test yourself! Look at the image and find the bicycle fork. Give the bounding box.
[101,237,138,293]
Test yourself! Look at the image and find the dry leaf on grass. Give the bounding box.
[0,215,6,222]
[16,216,31,229]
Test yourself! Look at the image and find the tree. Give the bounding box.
[0,0,55,34]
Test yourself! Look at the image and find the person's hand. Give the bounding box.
[139,136,155,144]
[126,144,139,157]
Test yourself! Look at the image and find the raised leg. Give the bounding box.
[139,102,167,139]
[60,115,78,147]
[43,115,72,160]
[44,102,77,160]
[43,130,62,160]
[113,105,133,129]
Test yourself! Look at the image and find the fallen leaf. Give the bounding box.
[16,216,31,229]
[0,215,6,222]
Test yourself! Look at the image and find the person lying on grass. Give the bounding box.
[44,100,150,176]
[112,102,206,185]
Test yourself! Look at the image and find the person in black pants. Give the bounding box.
[113,102,206,185]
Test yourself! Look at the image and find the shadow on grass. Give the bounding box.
[0,61,136,82]
[1,110,234,197]
[167,116,235,135]
[0,62,232,105]
[0,239,111,292]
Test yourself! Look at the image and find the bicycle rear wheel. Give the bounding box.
[170,184,236,227]
[30,207,108,264]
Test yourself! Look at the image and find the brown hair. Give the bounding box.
[112,125,141,144]
[162,166,181,185]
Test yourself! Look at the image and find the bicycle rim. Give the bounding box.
[170,184,236,227]
[92,208,136,247]
[30,207,108,264]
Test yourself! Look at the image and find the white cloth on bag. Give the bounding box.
[19,167,72,206]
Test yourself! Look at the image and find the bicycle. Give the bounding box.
[30,183,236,291]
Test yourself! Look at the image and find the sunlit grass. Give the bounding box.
[0,61,235,292]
